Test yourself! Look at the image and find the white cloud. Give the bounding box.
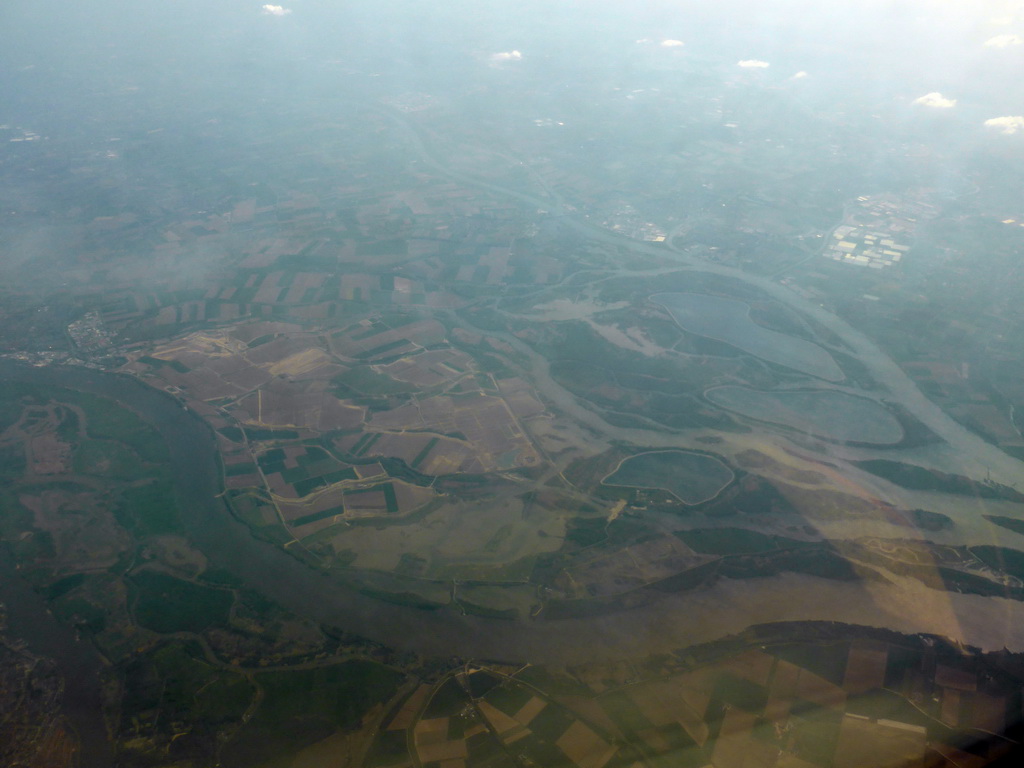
[984,33,1023,47]
[913,92,957,108]
[737,59,770,68]
[985,115,1024,134]
[792,71,809,79]
[490,50,523,63]
[261,4,291,15]
[661,39,685,47]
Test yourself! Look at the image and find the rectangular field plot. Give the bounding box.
[329,318,446,360]
[367,393,540,472]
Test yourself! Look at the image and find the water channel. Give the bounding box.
[5,115,1024,763]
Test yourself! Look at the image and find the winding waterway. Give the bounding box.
[0,551,111,768]
[10,358,1024,768]
[5,113,1024,764]
[387,111,1024,490]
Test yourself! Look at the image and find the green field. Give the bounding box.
[224,661,403,768]
[115,478,182,536]
[76,390,169,462]
[132,570,234,633]
[857,461,1024,501]
[73,437,147,480]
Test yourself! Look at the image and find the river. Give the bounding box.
[9,358,1024,768]
[4,118,1024,761]
[388,112,1024,490]
[7,360,1024,659]
[0,549,111,767]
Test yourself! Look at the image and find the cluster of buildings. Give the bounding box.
[66,311,116,353]
[821,193,938,269]
[600,203,667,242]
[823,224,911,269]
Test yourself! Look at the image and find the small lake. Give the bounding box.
[706,386,905,444]
[652,292,844,381]
[603,450,734,504]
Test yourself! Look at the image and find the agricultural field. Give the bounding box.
[107,284,1024,628]
[116,310,560,596]
[365,628,1019,768]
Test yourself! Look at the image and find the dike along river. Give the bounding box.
[10,359,1024,727]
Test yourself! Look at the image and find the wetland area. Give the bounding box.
[652,292,845,381]
[602,450,734,504]
[705,386,906,445]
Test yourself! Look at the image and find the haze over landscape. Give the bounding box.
[3,2,1024,767]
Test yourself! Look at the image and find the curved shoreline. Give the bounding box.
[704,385,906,445]
[651,291,845,382]
[601,449,735,505]
[5,361,1024,699]
[386,112,1024,489]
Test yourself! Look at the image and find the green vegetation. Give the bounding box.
[0,384,29,432]
[985,515,1024,537]
[411,436,440,469]
[769,642,850,686]
[356,238,408,257]
[225,661,402,768]
[367,729,411,767]
[76,391,169,463]
[244,426,300,441]
[291,505,344,527]
[598,690,655,734]
[199,567,247,588]
[44,573,87,600]
[563,517,608,548]
[678,528,813,556]
[855,460,1024,502]
[467,671,503,698]
[73,438,147,479]
[425,677,471,717]
[137,355,190,373]
[484,682,534,717]
[789,702,842,766]
[970,546,1024,581]
[115,478,182,536]
[713,672,768,712]
[909,508,953,531]
[119,641,254,763]
[355,338,411,360]
[225,462,258,476]
[292,468,357,497]
[457,600,518,620]
[646,723,703,768]
[55,406,80,441]
[0,442,26,482]
[51,594,106,633]
[132,570,233,633]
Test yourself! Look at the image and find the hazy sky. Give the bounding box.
[2,2,1022,146]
